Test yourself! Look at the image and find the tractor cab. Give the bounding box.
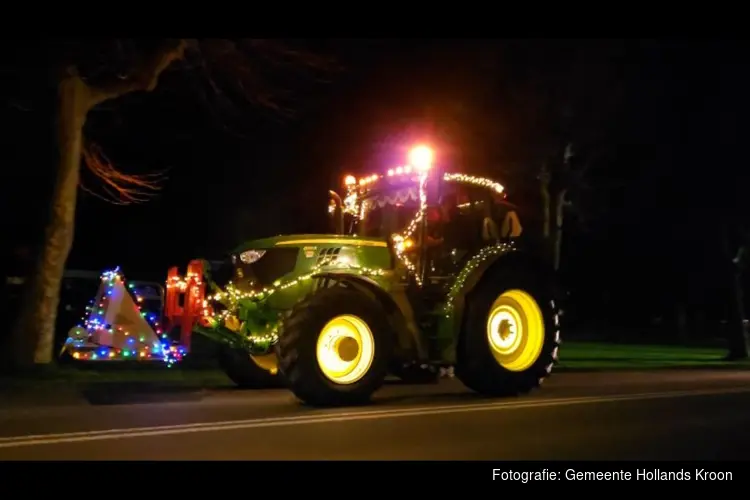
[329,146,523,289]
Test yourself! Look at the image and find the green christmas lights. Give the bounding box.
[442,242,517,317]
[199,259,389,352]
[443,172,504,194]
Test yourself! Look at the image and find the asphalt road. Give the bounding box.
[1,370,749,460]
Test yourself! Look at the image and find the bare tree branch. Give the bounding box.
[81,141,165,205]
[197,39,338,119]
[242,39,341,74]
[199,40,290,116]
[87,39,188,106]
[6,99,32,112]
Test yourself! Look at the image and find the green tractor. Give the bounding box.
[196,146,561,406]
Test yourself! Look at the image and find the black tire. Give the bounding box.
[276,286,393,407]
[456,265,560,397]
[218,346,281,389]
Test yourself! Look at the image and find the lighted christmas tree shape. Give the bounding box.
[64,267,168,361]
[94,276,160,352]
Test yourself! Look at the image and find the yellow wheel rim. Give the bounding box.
[486,289,545,372]
[316,315,375,384]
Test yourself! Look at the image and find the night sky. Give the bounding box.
[3,38,748,330]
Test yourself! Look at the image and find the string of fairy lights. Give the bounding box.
[63,267,185,366]
[441,242,516,317]
[342,166,506,287]
[166,271,212,318]
[200,243,517,353]
[201,260,390,348]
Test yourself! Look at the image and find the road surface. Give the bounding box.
[1,370,749,460]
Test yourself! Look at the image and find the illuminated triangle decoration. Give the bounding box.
[62,267,185,365]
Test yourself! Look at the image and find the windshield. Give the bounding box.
[358,202,419,239]
[341,183,421,238]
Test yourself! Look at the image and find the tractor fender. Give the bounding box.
[312,272,426,360]
[442,245,557,363]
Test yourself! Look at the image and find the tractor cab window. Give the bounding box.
[488,191,523,240]
[462,185,523,243]
[423,184,483,276]
[360,202,420,239]
[421,182,521,280]
[358,187,420,239]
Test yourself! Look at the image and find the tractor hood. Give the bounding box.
[227,234,389,293]
[232,234,388,254]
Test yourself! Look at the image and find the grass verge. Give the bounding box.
[556,342,750,371]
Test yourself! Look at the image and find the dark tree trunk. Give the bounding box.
[8,75,91,368]
[553,189,567,272]
[726,264,749,360]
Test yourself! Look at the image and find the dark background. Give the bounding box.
[2,38,747,344]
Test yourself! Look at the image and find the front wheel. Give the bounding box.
[456,266,560,397]
[218,346,282,389]
[276,286,393,407]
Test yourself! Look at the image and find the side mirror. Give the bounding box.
[328,190,344,235]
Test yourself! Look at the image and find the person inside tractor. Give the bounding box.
[423,189,480,272]
[424,194,455,248]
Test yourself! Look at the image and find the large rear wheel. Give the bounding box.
[456,266,560,396]
[277,286,392,406]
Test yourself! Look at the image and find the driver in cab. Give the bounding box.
[425,193,457,249]
[422,192,476,268]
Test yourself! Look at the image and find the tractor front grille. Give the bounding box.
[316,247,342,266]
[231,248,299,293]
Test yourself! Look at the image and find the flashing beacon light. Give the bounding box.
[408,145,434,171]
[344,175,356,186]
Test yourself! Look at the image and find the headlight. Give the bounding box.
[239,250,266,264]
